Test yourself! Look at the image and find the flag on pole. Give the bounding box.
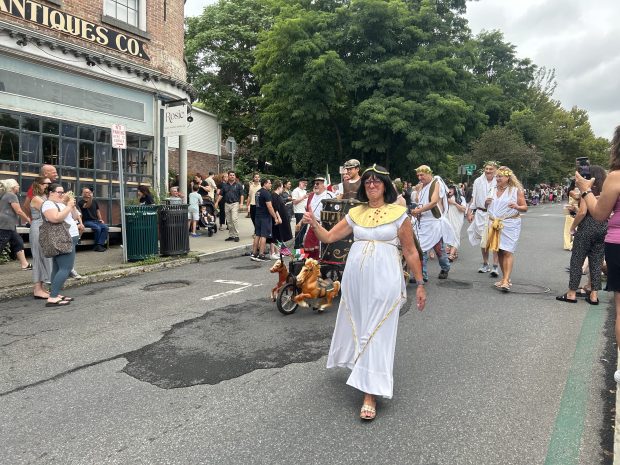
[325,164,331,186]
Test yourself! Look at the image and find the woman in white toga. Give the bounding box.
[303,165,426,421]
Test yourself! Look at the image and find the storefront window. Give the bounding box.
[0,111,154,224]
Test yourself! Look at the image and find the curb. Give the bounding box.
[0,245,252,301]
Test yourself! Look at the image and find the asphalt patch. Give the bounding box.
[122,292,416,389]
[142,280,191,291]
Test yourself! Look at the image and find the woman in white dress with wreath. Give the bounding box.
[486,166,528,291]
[303,165,426,421]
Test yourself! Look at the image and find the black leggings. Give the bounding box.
[0,229,24,255]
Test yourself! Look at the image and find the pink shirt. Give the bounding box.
[606,197,620,244]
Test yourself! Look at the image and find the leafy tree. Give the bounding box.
[185,0,273,148]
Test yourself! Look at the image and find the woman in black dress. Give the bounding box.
[268,180,293,258]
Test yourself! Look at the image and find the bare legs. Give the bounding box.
[16,250,29,268]
[33,281,49,299]
[497,250,514,287]
[481,247,499,266]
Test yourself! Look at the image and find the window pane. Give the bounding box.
[0,129,19,161]
[104,0,116,16]
[42,136,60,166]
[140,151,153,175]
[97,129,111,144]
[96,144,112,171]
[21,133,40,163]
[127,133,140,148]
[127,0,137,9]
[96,182,111,198]
[80,142,95,169]
[128,8,137,26]
[139,137,153,150]
[59,168,77,194]
[126,148,139,174]
[117,4,128,22]
[22,116,40,132]
[43,120,59,135]
[79,127,95,141]
[62,123,77,138]
[61,139,77,166]
[0,112,19,129]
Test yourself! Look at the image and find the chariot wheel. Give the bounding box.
[276,283,299,315]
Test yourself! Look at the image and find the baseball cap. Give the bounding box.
[312,176,326,183]
[344,159,360,169]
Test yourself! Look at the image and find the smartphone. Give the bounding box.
[576,157,591,180]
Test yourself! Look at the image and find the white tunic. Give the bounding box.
[413,176,455,252]
[467,175,497,247]
[445,197,466,248]
[326,211,408,399]
[487,187,521,253]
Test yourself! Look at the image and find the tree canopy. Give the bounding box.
[185,0,609,184]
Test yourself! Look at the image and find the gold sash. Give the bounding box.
[487,213,520,252]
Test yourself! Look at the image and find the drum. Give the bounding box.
[320,198,362,264]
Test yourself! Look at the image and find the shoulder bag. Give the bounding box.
[39,201,73,257]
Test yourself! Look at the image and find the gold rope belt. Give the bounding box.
[487,213,520,252]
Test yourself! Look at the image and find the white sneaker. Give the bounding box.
[70,270,82,279]
[490,265,499,277]
[478,264,490,273]
[270,253,280,260]
[614,370,620,384]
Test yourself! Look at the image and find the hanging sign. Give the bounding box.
[163,104,189,137]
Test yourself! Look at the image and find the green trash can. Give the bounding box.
[159,204,190,256]
[125,205,159,261]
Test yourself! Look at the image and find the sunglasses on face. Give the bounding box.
[364,179,382,186]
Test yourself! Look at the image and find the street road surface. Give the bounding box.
[0,203,615,465]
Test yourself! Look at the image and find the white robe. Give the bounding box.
[488,187,521,253]
[445,198,466,248]
[467,175,497,247]
[326,212,408,399]
[413,176,455,252]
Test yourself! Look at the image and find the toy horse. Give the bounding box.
[269,259,289,301]
[294,258,340,310]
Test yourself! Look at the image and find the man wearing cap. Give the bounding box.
[341,159,362,200]
[411,165,454,281]
[303,176,335,259]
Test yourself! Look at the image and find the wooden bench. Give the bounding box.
[17,226,122,249]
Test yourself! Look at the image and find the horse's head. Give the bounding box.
[270,259,285,274]
[296,258,319,285]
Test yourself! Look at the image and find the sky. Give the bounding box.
[185,0,618,139]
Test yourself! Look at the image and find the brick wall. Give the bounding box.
[0,0,186,80]
[168,149,220,185]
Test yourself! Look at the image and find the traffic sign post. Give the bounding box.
[112,124,128,263]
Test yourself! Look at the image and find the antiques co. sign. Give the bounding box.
[0,0,150,60]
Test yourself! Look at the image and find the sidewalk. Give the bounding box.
[0,215,258,301]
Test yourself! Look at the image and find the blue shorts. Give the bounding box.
[254,216,273,238]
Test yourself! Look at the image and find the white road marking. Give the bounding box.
[201,280,257,301]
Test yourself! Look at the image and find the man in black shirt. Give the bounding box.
[215,171,245,242]
[78,187,108,252]
[250,179,279,261]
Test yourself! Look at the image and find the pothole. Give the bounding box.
[437,280,473,290]
[143,280,191,291]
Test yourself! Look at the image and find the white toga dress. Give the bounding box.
[326,211,408,399]
[487,187,521,253]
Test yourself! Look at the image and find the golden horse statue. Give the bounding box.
[269,259,289,301]
[294,258,340,310]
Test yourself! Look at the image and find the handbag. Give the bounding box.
[39,201,73,257]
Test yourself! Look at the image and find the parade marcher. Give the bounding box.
[246,173,261,223]
[303,176,334,259]
[486,166,527,291]
[302,164,426,421]
[467,161,500,276]
[445,185,467,261]
[250,179,279,261]
[411,165,454,281]
[341,159,362,200]
[576,127,620,382]
[216,171,244,242]
[292,178,309,249]
[557,166,607,304]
